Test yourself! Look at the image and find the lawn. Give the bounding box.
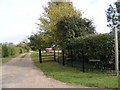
[31,52,118,88]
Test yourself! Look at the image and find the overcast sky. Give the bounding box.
[0,0,116,44]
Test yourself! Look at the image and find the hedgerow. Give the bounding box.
[1,43,26,58]
[68,33,120,70]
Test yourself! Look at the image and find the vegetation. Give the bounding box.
[1,41,30,63]
[2,54,19,63]
[28,0,119,73]
[29,1,95,50]
[106,1,120,31]
[2,43,20,57]
[67,33,120,70]
[31,52,118,88]
[56,16,95,48]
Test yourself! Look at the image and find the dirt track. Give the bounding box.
[2,53,87,88]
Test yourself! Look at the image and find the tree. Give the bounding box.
[2,43,9,57]
[28,33,53,50]
[56,16,95,48]
[38,2,82,46]
[17,41,30,52]
[106,1,120,31]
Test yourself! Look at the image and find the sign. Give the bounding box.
[89,59,101,62]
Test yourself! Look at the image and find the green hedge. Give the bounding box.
[1,43,26,58]
[69,33,120,70]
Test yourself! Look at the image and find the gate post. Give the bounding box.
[54,49,56,61]
[62,50,65,66]
[39,49,42,63]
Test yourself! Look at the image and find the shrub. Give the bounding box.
[68,33,120,70]
[1,43,26,58]
[2,44,9,57]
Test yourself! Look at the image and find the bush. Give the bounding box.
[68,33,120,70]
[1,43,26,58]
[2,44,9,57]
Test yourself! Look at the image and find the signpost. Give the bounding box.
[114,27,119,76]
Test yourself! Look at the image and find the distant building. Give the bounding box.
[46,48,53,52]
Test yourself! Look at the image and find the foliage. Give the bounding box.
[2,42,29,58]
[2,43,9,57]
[106,1,120,31]
[16,40,30,53]
[28,33,53,50]
[37,2,82,47]
[56,16,95,48]
[69,33,120,70]
[29,2,95,50]
[39,2,81,32]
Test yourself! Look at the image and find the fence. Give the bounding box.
[38,48,119,73]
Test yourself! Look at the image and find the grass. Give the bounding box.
[1,54,20,63]
[31,52,118,88]
[42,52,54,61]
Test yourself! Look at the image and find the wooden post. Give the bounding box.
[62,50,65,66]
[39,49,42,63]
[81,49,85,72]
[54,49,56,61]
[71,49,73,67]
[58,49,59,63]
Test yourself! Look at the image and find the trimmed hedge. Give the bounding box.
[69,33,120,70]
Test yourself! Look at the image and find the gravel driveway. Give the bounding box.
[2,53,87,88]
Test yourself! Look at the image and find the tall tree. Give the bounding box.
[106,1,120,31]
[38,2,82,46]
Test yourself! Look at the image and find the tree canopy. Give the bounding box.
[56,16,95,48]
[29,1,96,50]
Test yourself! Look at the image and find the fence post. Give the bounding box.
[71,49,73,67]
[81,49,85,72]
[62,50,65,66]
[58,50,59,63]
[39,49,42,63]
[54,49,56,61]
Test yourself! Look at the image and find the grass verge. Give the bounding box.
[31,52,118,88]
[1,54,20,63]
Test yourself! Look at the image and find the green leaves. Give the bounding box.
[106,2,120,30]
[37,2,83,48]
[56,16,95,48]
[1,42,27,57]
[69,33,120,70]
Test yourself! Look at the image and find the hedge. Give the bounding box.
[68,32,120,70]
[1,43,26,58]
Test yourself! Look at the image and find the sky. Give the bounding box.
[0,0,116,44]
